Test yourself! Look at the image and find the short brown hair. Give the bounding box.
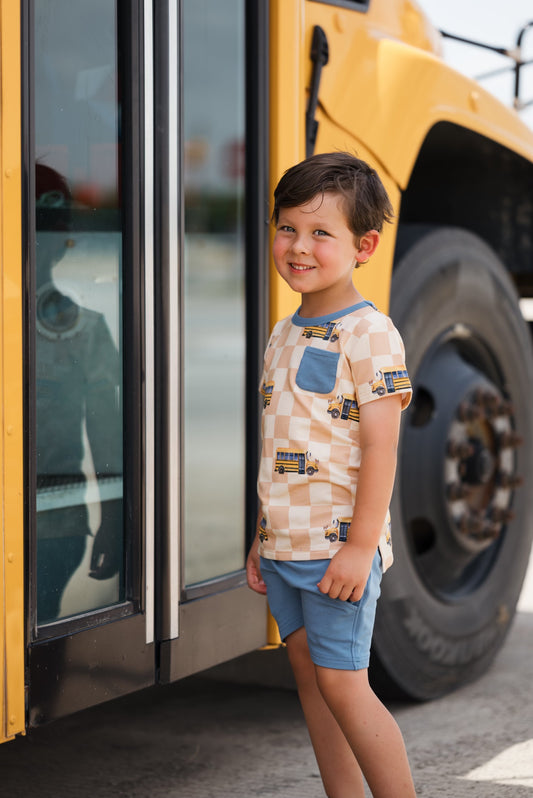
[272,152,394,238]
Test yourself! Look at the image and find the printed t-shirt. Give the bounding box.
[257,300,412,570]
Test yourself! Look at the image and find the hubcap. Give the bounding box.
[401,331,521,598]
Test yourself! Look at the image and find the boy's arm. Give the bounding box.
[318,393,402,602]
[246,511,268,595]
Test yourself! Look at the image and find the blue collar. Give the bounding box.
[291,300,375,327]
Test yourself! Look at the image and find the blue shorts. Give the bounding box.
[260,550,382,671]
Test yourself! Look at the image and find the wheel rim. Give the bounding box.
[401,326,522,600]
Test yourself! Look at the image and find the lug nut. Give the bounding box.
[496,400,514,418]
[483,392,500,408]
[447,482,472,500]
[495,472,523,489]
[447,440,474,459]
[488,507,515,524]
[497,431,523,449]
[468,521,501,541]
[457,402,481,422]
[479,521,501,540]
[458,511,484,534]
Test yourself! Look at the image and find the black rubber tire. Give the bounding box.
[370,227,533,699]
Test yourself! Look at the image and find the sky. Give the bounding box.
[418,0,533,129]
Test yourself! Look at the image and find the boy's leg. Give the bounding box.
[315,665,416,798]
[285,627,366,798]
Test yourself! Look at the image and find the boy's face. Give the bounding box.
[273,192,368,313]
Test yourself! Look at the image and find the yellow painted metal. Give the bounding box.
[268,0,306,328]
[0,0,25,742]
[305,0,533,188]
[265,609,282,648]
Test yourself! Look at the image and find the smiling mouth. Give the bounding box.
[290,263,315,271]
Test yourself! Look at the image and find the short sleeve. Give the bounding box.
[346,312,412,410]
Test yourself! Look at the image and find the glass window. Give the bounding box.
[183,0,246,584]
[34,0,125,625]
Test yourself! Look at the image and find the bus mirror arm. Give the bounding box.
[441,21,533,112]
[306,25,329,159]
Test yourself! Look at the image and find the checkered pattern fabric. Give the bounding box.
[257,300,412,570]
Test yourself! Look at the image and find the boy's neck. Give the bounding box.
[298,287,364,319]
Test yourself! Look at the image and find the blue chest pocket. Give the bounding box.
[296,347,339,394]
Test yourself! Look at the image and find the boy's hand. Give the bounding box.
[246,535,268,595]
[317,544,374,602]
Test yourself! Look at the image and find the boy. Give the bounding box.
[246,152,416,798]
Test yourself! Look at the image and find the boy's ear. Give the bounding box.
[356,230,380,263]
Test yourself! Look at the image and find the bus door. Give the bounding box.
[26,0,155,724]
[156,0,269,682]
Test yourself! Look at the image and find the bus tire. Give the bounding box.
[370,226,533,700]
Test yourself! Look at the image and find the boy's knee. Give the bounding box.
[315,665,370,702]
[286,627,316,684]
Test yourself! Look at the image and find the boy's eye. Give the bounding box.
[279,224,295,233]
[314,229,329,237]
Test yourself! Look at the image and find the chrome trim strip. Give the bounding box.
[144,0,155,645]
[167,0,180,638]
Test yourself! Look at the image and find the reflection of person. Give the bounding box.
[246,154,416,797]
[35,164,123,625]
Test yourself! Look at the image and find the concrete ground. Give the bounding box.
[2,553,533,798]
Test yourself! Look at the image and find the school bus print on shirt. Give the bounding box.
[261,381,274,407]
[371,365,411,396]
[324,517,351,542]
[301,321,341,341]
[258,516,268,542]
[275,449,319,475]
[327,394,360,422]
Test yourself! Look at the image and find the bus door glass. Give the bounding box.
[33,0,125,625]
[158,0,268,681]
[183,1,246,585]
[28,0,153,724]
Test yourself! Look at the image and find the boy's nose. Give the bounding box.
[291,234,310,254]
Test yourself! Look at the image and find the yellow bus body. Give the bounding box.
[0,0,24,742]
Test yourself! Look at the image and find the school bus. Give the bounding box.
[372,367,412,396]
[328,394,360,421]
[275,448,320,475]
[260,381,274,407]
[302,320,340,340]
[1,0,533,743]
[324,518,352,543]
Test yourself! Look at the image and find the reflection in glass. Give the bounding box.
[34,0,124,624]
[183,0,246,584]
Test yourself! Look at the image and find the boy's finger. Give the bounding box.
[324,580,342,600]
[317,575,331,594]
[339,585,354,602]
[349,586,363,602]
[247,569,267,594]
